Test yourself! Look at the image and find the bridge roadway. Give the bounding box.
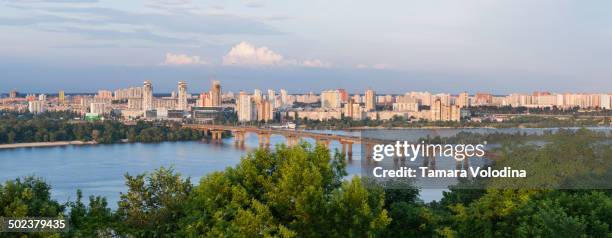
[183,124,393,160]
[183,124,494,166]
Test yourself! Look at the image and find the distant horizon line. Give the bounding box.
[2,90,612,97]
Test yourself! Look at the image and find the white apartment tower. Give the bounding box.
[280,89,288,107]
[142,81,153,111]
[28,100,45,114]
[267,89,277,108]
[237,91,254,122]
[365,89,376,111]
[178,81,188,111]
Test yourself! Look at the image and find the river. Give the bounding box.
[1,127,610,208]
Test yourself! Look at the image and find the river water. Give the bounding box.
[1,127,610,208]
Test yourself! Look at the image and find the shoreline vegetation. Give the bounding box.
[1,130,610,237]
[0,111,215,146]
[0,140,97,149]
[295,115,611,130]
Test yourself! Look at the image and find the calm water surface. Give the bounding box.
[0,133,369,207]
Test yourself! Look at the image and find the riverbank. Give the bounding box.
[345,126,498,130]
[0,141,97,149]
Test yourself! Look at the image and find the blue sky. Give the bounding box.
[1,0,612,94]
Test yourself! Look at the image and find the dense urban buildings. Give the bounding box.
[2,80,612,123]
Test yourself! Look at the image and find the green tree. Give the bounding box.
[0,177,64,238]
[65,190,114,237]
[180,143,390,237]
[115,167,192,237]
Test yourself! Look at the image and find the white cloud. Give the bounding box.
[301,59,331,68]
[222,41,330,68]
[223,41,284,66]
[355,63,394,70]
[162,52,207,65]
[372,63,393,69]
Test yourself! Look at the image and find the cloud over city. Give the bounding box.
[161,53,207,66]
[356,63,394,70]
[222,41,330,68]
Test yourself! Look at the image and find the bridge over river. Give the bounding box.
[183,124,392,160]
[183,124,492,169]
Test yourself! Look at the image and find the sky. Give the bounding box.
[1,0,612,94]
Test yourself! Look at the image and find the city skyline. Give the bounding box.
[2,0,612,92]
[4,80,611,124]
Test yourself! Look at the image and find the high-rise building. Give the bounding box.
[280,89,288,107]
[38,94,47,102]
[96,90,113,99]
[365,89,376,111]
[321,90,341,108]
[128,98,143,110]
[393,95,419,112]
[257,98,273,122]
[475,92,493,106]
[9,90,17,98]
[431,99,442,121]
[58,90,65,104]
[344,98,362,119]
[457,92,469,108]
[253,89,262,102]
[337,89,348,103]
[177,81,188,111]
[237,91,254,122]
[90,102,109,114]
[198,93,210,107]
[267,89,276,108]
[431,98,460,122]
[114,87,142,100]
[143,81,153,111]
[28,100,45,114]
[600,94,611,109]
[211,80,221,107]
[407,92,432,106]
[434,93,451,106]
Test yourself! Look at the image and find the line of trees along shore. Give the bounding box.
[0,129,610,237]
[0,111,208,144]
[293,115,610,130]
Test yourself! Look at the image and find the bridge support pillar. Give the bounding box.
[257,132,271,149]
[456,157,469,170]
[363,143,372,160]
[347,142,353,160]
[286,135,299,147]
[210,130,224,143]
[340,140,354,160]
[234,130,246,147]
